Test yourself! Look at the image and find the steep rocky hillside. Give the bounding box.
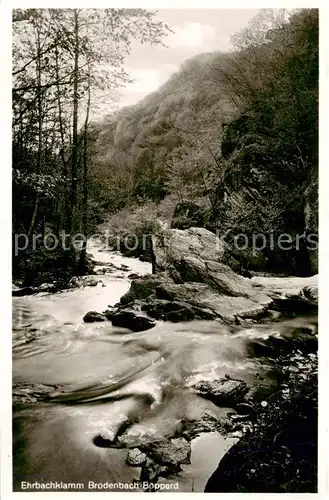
[90,51,238,211]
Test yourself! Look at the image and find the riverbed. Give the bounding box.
[12,235,317,492]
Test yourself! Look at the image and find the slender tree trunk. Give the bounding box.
[70,8,79,234]
[78,65,91,273]
[55,45,70,231]
[28,28,42,239]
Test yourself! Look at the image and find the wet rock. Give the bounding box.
[155,282,270,323]
[12,286,35,297]
[117,224,275,322]
[141,298,218,322]
[83,311,108,323]
[181,413,224,440]
[81,277,99,287]
[251,274,318,299]
[140,458,171,483]
[126,448,147,467]
[111,309,156,332]
[117,227,315,323]
[69,276,100,288]
[128,273,140,280]
[37,283,57,293]
[193,377,249,407]
[95,266,115,275]
[120,273,171,306]
[140,437,191,469]
[152,226,269,299]
[102,308,115,320]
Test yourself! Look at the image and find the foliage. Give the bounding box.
[12,8,171,281]
[210,9,318,275]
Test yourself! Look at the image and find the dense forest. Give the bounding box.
[12,8,318,284]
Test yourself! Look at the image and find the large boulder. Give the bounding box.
[117,226,273,323]
[152,226,270,298]
[152,226,225,275]
[12,286,35,297]
[154,282,271,323]
[120,275,271,323]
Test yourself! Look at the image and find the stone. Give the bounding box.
[150,225,272,318]
[140,459,171,483]
[120,273,171,306]
[250,274,318,299]
[37,283,57,293]
[126,448,147,467]
[102,308,115,320]
[193,377,249,407]
[152,226,225,276]
[111,309,156,332]
[117,226,318,324]
[12,286,35,297]
[83,311,107,323]
[154,282,270,323]
[140,437,191,468]
[141,299,218,322]
[181,413,224,440]
[128,273,140,280]
[81,277,99,287]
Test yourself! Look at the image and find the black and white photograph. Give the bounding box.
[8,3,321,494]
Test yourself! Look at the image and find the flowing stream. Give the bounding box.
[12,234,317,492]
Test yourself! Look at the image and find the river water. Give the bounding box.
[12,236,317,492]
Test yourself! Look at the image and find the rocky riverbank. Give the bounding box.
[82,225,318,330]
[205,344,318,493]
[13,225,318,492]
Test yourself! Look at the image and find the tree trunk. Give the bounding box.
[28,27,42,239]
[70,8,79,234]
[77,64,91,274]
[55,45,70,231]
